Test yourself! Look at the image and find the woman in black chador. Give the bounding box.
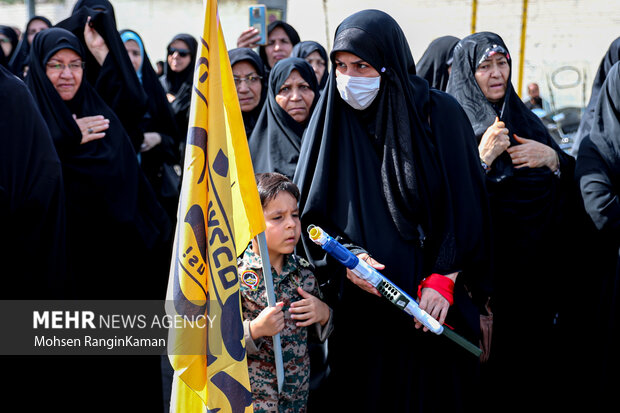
[56,0,148,153]
[0,25,18,66]
[121,29,181,221]
[291,40,329,92]
[160,33,198,144]
[249,57,318,179]
[229,47,267,138]
[416,35,460,91]
[571,36,620,157]
[575,61,620,404]
[446,32,587,409]
[8,15,52,78]
[259,20,300,71]
[25,26,169,411]
[0,64,66,298]
[26,27,170,299]
[294,10,492,413]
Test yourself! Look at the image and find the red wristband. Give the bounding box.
[417,273,455,306]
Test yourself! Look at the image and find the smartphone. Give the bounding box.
[249,4,267,46]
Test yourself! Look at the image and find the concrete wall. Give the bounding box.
[2,0,620,108]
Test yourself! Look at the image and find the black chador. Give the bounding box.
[249,57,318,179]
[294,10,492,413]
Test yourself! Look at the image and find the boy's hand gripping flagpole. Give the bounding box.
[307,225,482,357]
[256,232,285,393]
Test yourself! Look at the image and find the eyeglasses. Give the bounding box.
[46,61,85,72]
[233,75,262,86]
[168,48,190,58]
[0,37,10,43]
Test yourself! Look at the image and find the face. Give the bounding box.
[474,53,510,104]
[265,27,292,68]
[275,69,315,123]
[0,34,12,57]
[528,83,539,98]
[45,49,83,101]
[333,51,380,77]
[232,60,262,112]
[305,50,326,84]
[167,39,191,73]
[124,39,142,73]
[27,19,49,45]
[263,191,301,258]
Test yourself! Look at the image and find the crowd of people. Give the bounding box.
[2,2,620,412]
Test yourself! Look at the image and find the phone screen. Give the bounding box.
[249,5,267,46]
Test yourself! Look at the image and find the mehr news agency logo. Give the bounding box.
[31,308,216,352]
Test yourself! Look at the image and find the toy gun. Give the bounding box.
[307,225,482,357]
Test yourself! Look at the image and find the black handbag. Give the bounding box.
[157,162,181,200]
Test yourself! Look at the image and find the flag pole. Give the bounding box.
[255,231,285,393]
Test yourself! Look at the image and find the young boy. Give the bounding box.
[238,172,333,413]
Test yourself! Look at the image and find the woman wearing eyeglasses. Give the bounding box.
[25,28,171,410]
[160,33,198,146]
[291,40,329,93]
[229,47,267,138]
[26,27,171,298]
[248,57,318,179]
[55,0,149,154]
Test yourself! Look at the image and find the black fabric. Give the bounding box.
[56,0,148,152]
[0,40,7,67]
[0,64,66,299]
[249,57,318,179]
[229,47,267,137]
[23,27,168,412]
[0,25,18,64]
[572,36,620,156]
[416,35,459,92]
[159,33,198,142]
[7,16,52,78]
[120,29,181,221]
[447,32,574,185]
[26,27,171,298]
[294,10,492,412]
[575,64,620,401]
[291,40,329,90]
[72,0,117,18]
[447,31,586,409]
[258,20,300,70]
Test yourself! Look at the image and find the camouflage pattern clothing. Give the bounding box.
[238,245,332,413]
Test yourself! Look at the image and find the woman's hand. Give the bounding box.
[84,16,109,66]
[415,272,458,332]
[237,27,262,48]
[249,302,285,340]
[73,114,109,144]
[290,287,331,327]
[479,116,511,166]
[346,253,383,297]
[140,132,162,152]
[507,134,560,171]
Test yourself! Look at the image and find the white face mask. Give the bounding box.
[335,72,381,110]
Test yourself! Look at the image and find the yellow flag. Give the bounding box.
[166,0,265,411]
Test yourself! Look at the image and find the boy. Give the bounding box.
[238,172,333,413]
